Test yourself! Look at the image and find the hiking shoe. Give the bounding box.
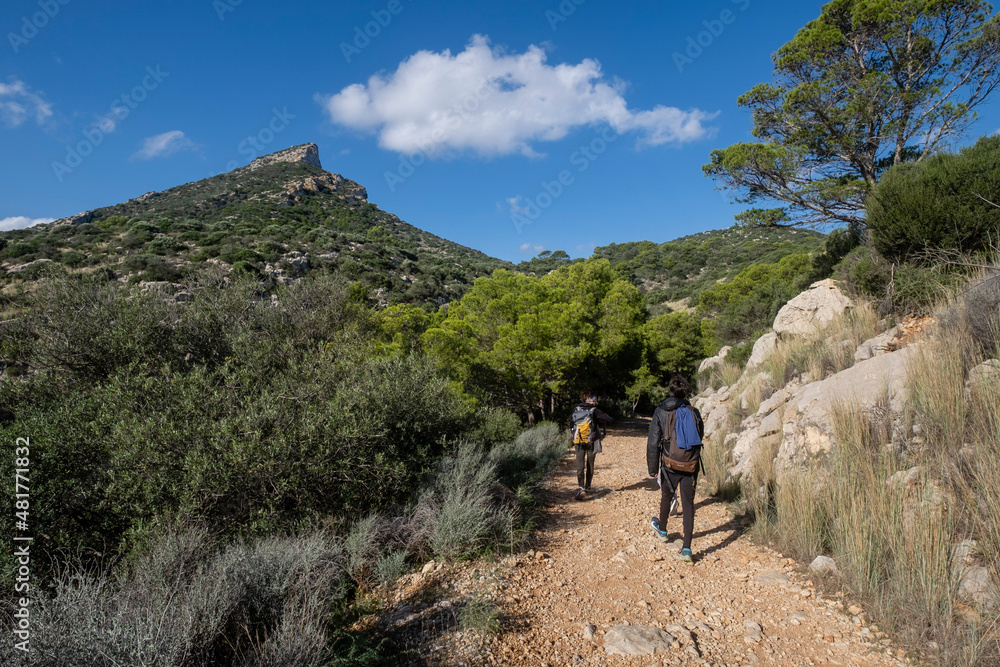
[679,547,693,562]
[575,488,586,501]
[649,517,668,541]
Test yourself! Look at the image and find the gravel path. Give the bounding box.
[484,418,910,667]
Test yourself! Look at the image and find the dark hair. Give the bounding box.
[580,390,595,402]
[668,375,690,399]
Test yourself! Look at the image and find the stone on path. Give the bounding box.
[604,624,676,655]
[754,570,790,586]
[582,623,596,640]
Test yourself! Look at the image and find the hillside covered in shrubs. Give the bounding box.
[0,144,509,309]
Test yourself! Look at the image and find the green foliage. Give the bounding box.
[515,249,577,275]
[643,311,704,381]
[459,595,500,641]
[0,274,481,569]
[593,225,824,309]
[705,0,1000,227]
[423,260,644,419]
[867,135,1000,260]
[697,253,813,347]
[835,244,960,316]
[805,224,863,284]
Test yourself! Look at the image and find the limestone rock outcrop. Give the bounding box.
[773,279,853,336]
[772,345,917,482]
[698,346,731,374]
[747,332,778,369]
[248,142,323,171]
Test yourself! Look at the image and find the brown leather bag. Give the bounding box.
[662,452,698,474]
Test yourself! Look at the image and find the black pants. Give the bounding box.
[659,469,697,549]
[575,444,596,489]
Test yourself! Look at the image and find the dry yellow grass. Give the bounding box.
[709,281,1000,663]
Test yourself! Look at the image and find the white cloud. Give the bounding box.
[0,78,53,127]
[95,106,129,134]
[133,130,197,160]
[508,196,532,217]
[0,216,54,231]
[318,35,717,158]
[519,242,545,254]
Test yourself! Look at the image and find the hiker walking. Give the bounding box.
[571,392,613,501]
[647,375,704,562]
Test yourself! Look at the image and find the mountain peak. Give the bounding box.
[246,143,322,171]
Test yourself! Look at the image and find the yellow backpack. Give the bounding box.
[571,406,598,445]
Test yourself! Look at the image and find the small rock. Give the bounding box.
[664,624,692,643]
[958,566,1000,608]
[535,551,549,560]
[754,570,790,586]
[421,560,436,575]
[808,555,838,575]
[848,604,863,616]
[788,611,809,625]
[583,623,597,640]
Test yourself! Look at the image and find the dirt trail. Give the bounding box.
[486,419,909,667]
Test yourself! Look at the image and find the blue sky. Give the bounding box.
[2,0,999,262]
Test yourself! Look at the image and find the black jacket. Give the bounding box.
[646,397,704,476]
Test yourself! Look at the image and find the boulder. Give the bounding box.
[773,279,853,336]
[957,567,999,609]
[854,327,898,362]
[965,360,1000,403]
[603,625,675,655]
[747,332,779,368]
[698,346,731,374]
[809,555,838,575]
[773,345,918,482]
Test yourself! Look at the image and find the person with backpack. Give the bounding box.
[571,392,613,501]
[646,375,704,562]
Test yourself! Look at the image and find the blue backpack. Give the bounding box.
[674,405,702,450]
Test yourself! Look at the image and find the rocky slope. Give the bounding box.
[0,143,510,307]
[694,278,1000,617]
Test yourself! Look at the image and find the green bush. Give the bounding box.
[463,406,523,448]
[139,257,184,282]
[60,250,88,268]
[697,253,813,347]
[835,244,956,316]
[867,135,1000,260]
